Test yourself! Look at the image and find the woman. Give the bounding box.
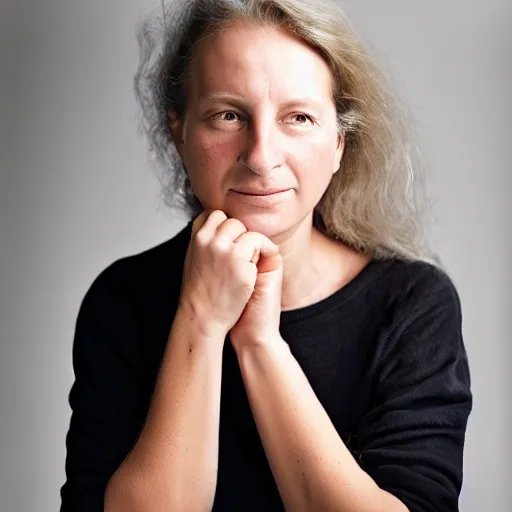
[60,0,472,511]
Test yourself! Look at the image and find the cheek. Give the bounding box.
[293,139,338,190]
[185,135,234,184]
[182,133,241,208]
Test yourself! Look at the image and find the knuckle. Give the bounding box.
[194,230,209,248]
[225,217,247,231]
[235,230,254,244]
[212,238,231,254]
[209,209,228,222]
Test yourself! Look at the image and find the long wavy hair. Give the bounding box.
[133,0,441,266]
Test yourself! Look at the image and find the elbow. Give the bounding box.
[104,464,162,512]
[104,467,144,512]
[104,465,215,512]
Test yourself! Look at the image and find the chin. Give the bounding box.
[225,209,304,243]
[225,206,292,238]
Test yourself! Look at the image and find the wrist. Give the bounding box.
[232,333,290,358]
[174,303,228,346]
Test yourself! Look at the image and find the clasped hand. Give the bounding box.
[178,209,284,351]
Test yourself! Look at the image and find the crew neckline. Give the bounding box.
[279,257,394,325]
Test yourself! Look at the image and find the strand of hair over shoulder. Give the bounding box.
[161,0,166,32]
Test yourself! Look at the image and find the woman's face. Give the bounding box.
[170,21,344,238]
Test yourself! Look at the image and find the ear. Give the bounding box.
[333,131,345,175]
[168,110,186,159]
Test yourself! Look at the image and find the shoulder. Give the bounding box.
[381,257,458,294]
[350,256,463,338]
[369,258,468,380]
[81,220,193,309]
[372,257,462,317]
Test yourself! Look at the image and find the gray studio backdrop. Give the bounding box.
[1,0,509,510]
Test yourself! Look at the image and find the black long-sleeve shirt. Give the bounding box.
[60,219,472,511]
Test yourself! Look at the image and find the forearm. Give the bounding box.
[105,307,224,512]
[234,339,408,512]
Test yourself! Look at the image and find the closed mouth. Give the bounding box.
[232,189,290,196]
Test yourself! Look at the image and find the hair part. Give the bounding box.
[133,0,442,267]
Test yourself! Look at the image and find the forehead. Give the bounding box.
[188,21,334,105]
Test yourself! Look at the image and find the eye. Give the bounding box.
[287,113,315,126]
[211,111,244,123]
[210,111,314,126]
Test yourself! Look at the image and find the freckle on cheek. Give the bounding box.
[204,143,231,163]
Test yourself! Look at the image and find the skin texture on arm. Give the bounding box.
[234,337,410,512]
[104,307,224,512]
[105,210,280,512]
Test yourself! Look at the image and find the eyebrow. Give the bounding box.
[199,93,326,112]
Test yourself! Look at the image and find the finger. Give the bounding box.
[191,211,209,239]
[192,209,227,241]
[232,232,279,264]
[257,252,283,273]
[215,217,248,245]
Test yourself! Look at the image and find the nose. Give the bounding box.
[237,116,285,174]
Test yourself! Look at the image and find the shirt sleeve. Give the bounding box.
[355,264,472,512]
[60,260,150,511]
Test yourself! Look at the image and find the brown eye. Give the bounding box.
[288,113,314,125]
[213,111,243,122]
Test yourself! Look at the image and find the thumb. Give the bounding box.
[257,252,283,274]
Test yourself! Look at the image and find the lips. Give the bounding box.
[232,187,291,196]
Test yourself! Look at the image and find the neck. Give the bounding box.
[268,214,331,311]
